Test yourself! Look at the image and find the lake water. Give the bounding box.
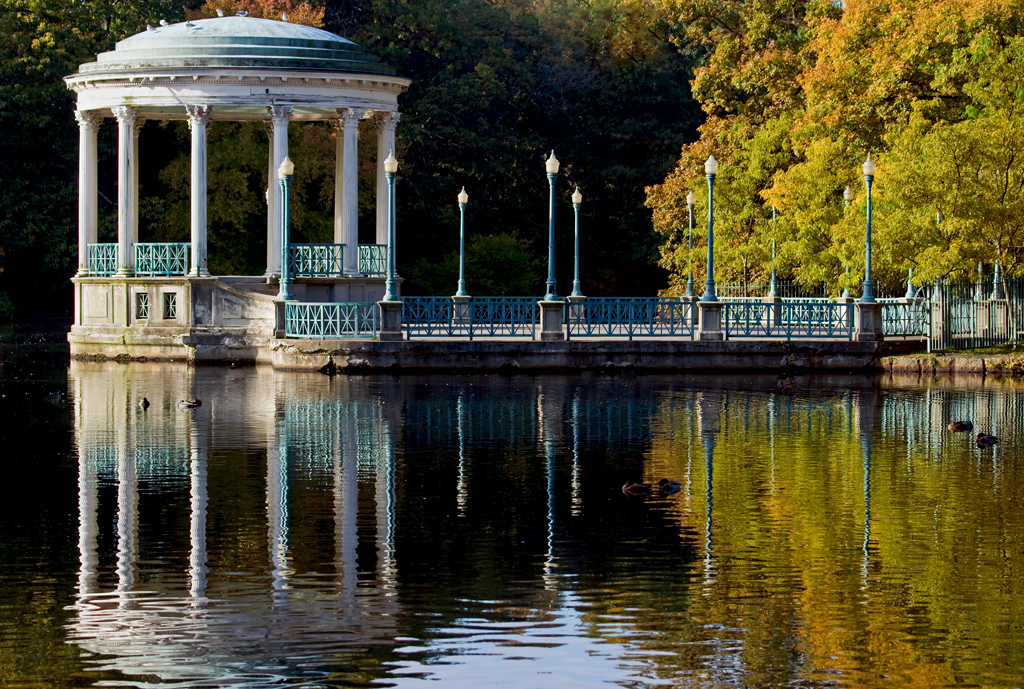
[2,342,1024,687]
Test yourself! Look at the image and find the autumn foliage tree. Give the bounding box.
[647,0,1024,295]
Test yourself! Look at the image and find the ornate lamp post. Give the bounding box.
[861,154,876,303]
[455,187,469,297]
[382,151,399,302]
[685,190,695,298]
[768,206,778,298]
[842,185,854,298]
[570,187,583,297]
[702,155,719,302]
[544,151,560,300]
[276,156,295,301]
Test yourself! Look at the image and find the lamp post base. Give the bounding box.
[697,301,725,341]
[539,299,565,341]
[853,301,884,342]
[378,300,404,341]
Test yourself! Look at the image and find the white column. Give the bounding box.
[338,108,363,274]
[187,105,213,276]
[75,110,102,276]
[375,111,399,245]
[332,118,344,245]
[267,106,292,277]
[131,116,144,249]
[112,106,138,275]
[265,122,276,277]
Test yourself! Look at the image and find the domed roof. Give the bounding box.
[74,15,396,76]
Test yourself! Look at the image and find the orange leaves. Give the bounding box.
[186,0,324,27]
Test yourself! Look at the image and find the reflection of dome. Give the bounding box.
[75,16,396,76]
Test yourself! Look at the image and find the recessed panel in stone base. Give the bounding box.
[83,286,110,323]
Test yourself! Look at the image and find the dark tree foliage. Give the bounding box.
[0,0,701,318]
[345,0,702,296]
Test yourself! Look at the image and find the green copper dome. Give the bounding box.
[75,15,396,76]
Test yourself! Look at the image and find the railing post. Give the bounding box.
[567,294,587,329]
[762,295,782,335]
[854,301,883,341]
[378,301,404,340]
[697,300,725,340]
[452,294,472,332]
[538,299,565,341]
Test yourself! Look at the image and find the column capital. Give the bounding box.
[336,107,366,126]
[112,105,139,127]
[372,110,400,132]
[75,110,103,131]
[186,104,213,130]
[267,105,293,126]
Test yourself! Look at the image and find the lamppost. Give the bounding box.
[570,187,583,297]
[382,151,399,302]
[276,156,295,301]
[768,206,778,298]
[544,151,559,300]
[455,187,469,297]
[702,155,719,302]
[861,154,876,303]
[685,190,695,298]
[842,185,854,298]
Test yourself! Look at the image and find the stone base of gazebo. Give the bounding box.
[70,274,390,362]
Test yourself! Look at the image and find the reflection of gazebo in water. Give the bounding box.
[65,15,410,360]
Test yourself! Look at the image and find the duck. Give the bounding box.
[976,433,998,448]
[139,397,150,410]
[658,478,681,494]
[947,421,973,432]
[622,480,653,496]
[177,399,201,410]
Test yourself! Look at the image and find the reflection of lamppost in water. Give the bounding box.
[456,395,467,516]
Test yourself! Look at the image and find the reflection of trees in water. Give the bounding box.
[62,364,1024,687]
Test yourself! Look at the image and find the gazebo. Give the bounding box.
[65,14,411,360]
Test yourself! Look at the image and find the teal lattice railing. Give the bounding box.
[135,243,190,276]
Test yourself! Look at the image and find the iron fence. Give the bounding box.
[723,300,853,340]
[566,297,695,339]
[135,243,190,276]
[87,243,117,276]
[718,280,830,299]
[358,245,388,276]
[285,302,378,338]
[926,279,1024,351]
[290,244,344,276]
[403,296,537,339]
[881,299,929,337]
